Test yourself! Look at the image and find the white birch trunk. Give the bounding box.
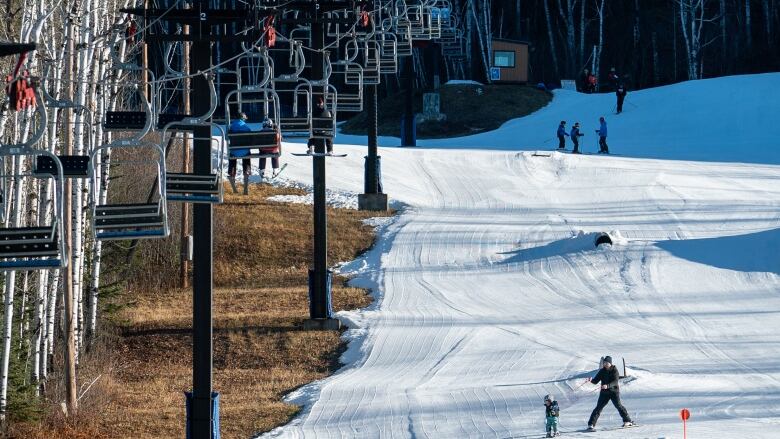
[543,0,560,78]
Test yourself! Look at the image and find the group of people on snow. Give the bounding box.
[543,356,633,437]
[578,67,630,114]
[579,67,624,93]
[556,117,609,154]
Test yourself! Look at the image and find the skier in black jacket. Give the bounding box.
[616,84,628,114]
[587,356,633,431]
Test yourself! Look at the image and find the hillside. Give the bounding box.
[340,83,551,139]
[263,73,780,438]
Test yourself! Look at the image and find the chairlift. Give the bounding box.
[224,85,284,160]
[378,31,399,74]
[0,93,67,270]
[102,66,156,138]
[160,74,227,204]
[361,39,382,85]
[88,137,168,241]
[330,38,364,112]
[269,41,314,138]
[310,84,338,141]
[33,62,93,179]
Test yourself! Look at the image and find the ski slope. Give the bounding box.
[258,74,780,438]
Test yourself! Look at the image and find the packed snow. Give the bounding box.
[257,73,780,438]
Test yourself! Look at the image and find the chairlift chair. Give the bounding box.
[310,84,338,141]
[361,39,382,85]
[102,62,157,137]
[33,63,93,179]
[224,85,284,161]
[88,138,168,241]
[268,41,314,138]
[0,96,68,270]
[389,18,413,57]
[378,31,399,74]
[159,74,227,204]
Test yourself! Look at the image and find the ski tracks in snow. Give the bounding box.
[261,149,780,439]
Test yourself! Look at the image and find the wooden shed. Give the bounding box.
[490,39,529,83]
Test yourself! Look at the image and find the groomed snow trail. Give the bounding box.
[260,75,780,439]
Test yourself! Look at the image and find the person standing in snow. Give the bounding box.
[570,122,584,154]
[579,69,590,93]
[616,84,627,114]
[544,394,561,437]
[557,121,569,149]
[587,356,633,431]
[607,67,620,91]
[596,117,609,154]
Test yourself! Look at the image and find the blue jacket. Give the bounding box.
[229,119,252,133]
[557,124,569,137]
[570,127,583,138]
[229,119,252,157]
[597,121,607,137]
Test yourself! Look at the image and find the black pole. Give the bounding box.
[191,38,215,438]
[401,56,415,146]
[310,18,331,320]
[365,84,378,194]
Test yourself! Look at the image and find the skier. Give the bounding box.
[228,111,253,195]
[586,72,598,94]
[258,118,282,182]
[607,67,620,91]
[615,84,627,114]
[307,97,334,155]
[570,122,584,154]
[587,356,633,431]
[579,69,590,93]
[556,121,569,150]
[544,394,561,437]
[596,117,609,154]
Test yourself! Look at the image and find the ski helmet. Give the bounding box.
[560,120,566,125]
[544,394,553,402]
[603,356,613,364]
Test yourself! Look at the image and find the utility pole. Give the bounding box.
[63,17,78,417]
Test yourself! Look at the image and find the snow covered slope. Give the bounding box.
[336,73,780,165]
[259,74,780,439]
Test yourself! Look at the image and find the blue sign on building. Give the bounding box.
[490,67,501,81]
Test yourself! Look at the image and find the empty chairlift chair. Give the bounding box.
[331,39,364,113]
[268,41,314,139]
[102,63,156,136]
[89,140,169,241]
[0,95,67,270]
[33,62,93,179]
[157,70,226,203]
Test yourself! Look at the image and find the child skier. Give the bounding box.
[544,394,560,437]
[570,122,584,154]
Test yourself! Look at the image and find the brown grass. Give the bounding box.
[10,183,390,438]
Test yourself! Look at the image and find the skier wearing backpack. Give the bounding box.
[544,394,561,437]
[557,121,569,149]
[596,117,609,154]
[570,122,584,154]
[587,356,633,431]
